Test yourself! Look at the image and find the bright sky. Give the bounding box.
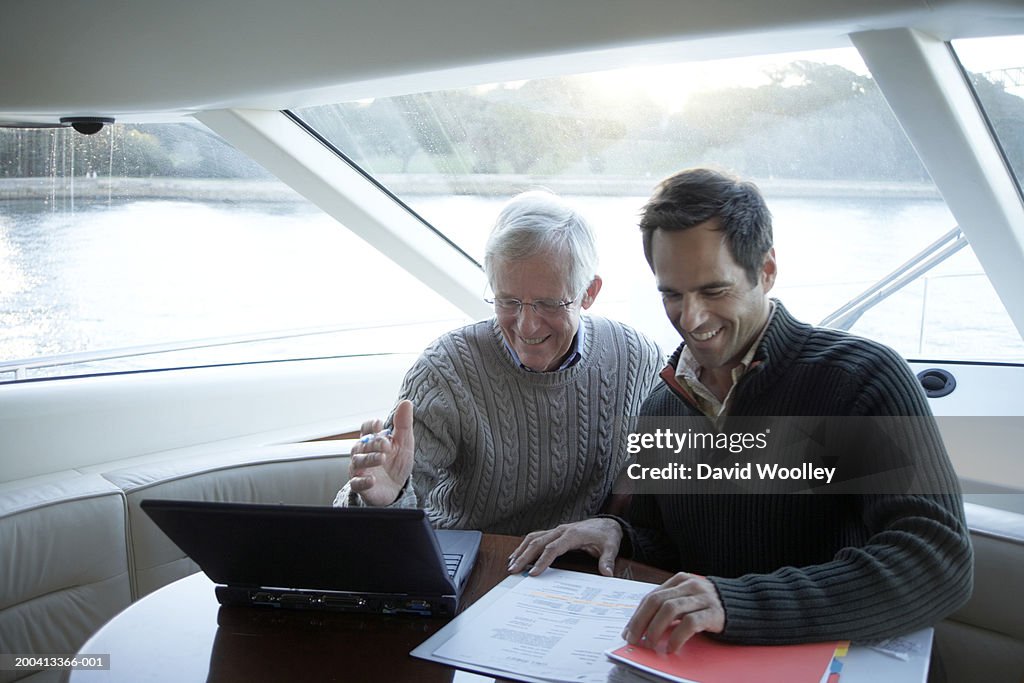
[472,47,871,114]
[577,47,870,112]
[571,36,1024,109]
[394,37,1024,109]
[954,35,1024,71]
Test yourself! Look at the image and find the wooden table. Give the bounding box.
[71,534,671,682]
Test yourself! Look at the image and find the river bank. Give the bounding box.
[0,175,942,202]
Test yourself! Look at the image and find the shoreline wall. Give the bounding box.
[0,175,943,202]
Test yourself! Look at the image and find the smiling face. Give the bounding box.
[491,249,601,372]
[651,220,776,386]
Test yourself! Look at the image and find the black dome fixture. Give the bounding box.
[916,368,957,399]
[60,116,115,135]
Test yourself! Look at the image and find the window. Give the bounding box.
[5,42,1023,382]
[0,122,467,381]
[953,35,1024,194]
[294,46,1024,362]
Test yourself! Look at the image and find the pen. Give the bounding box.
[359,428,393,444]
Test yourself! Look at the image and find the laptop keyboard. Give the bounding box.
[443,553,463,578]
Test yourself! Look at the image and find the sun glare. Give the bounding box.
[584,64,703,113]
[574,47,868,113]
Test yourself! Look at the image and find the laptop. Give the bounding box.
[140,499,482,617]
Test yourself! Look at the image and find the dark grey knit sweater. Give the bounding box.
[620,302,973,644]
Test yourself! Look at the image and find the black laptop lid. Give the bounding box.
[140,499,457,595]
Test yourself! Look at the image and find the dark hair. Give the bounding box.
[640,168,773,285]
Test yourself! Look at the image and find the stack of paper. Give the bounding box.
[415,568,651,682]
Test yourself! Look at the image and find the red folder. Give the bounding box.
[607,634,844,683]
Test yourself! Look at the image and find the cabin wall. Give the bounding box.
[0,354,413,485]
[907,361,1024,509]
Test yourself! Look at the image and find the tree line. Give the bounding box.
[2,62,1022,184]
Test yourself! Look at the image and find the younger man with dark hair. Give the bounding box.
[509,168,973,652]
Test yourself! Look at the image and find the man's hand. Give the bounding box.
[622,572,725,652]
[507,518,623,576]
[347,400,415,506]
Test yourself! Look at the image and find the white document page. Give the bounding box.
[839,628,933,683]
[428,568,655,683]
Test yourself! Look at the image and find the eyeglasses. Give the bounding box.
[485,290,584,318]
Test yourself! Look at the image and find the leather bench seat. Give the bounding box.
[936,502,1024,683]
[0,441,352,682]
[0,475,131,683]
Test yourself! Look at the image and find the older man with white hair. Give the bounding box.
[334,190,662,535]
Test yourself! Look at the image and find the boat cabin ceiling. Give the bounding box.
[4,0,1024,121]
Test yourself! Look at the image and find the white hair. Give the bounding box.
[484,190,598,296]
